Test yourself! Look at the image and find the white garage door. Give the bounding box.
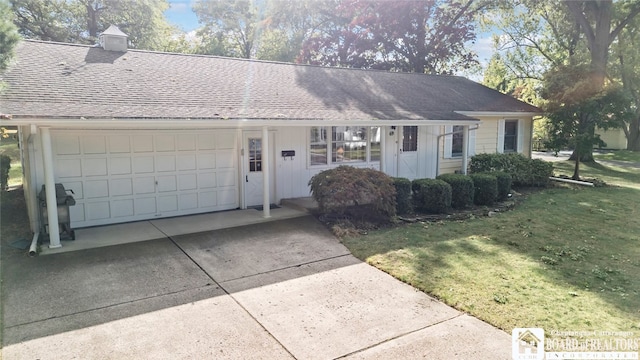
[50,130,239,228]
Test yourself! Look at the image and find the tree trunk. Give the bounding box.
[626,115,640,151]
[572,148,580,180]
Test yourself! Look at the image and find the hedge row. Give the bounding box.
[469,153,553,187]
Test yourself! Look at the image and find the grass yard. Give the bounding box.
[342,158,640,333]
[0,135,23,186]
[595,150,640,163]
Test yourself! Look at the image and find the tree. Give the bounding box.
[612,15,640,151]
[1,0,20,73]
[11,0,175,50]
[541,64,630,179]
[298,0,488,74]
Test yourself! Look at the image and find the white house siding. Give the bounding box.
[437,116,534,176]
[34,129,240,228]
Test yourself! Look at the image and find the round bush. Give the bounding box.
[411,178,451,214]
[469,173,498,206]
[437,173,474,209]
[392,177,413,215]
[489,171,512,201]
[308,166,396,219]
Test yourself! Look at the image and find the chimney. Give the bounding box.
[99,25,128,52]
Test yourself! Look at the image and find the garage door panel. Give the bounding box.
[134,177,155,194]
[157,175,177,192]
[134,156,154,173]
[135,198,156,215]
[177,154,196,171]
[158,195,178,212]
[216,150,235,168]
[109,136,131,153]
[217,170,236,187]
[55,135,80,155]
[85,180,109,199]
[179,174,197,190]
[84,158,108,176]
[200,191,217,207]
[83,136,106,154]
[111,178,133,196]
[57,159,82,178]
[180,193,198,210]
[197,154,215,169]
[112,199,134,217]
[156,155,176,172]
[110,157,132,175]
[53,130,239,228]
[87,202,110,220]
[155,135,175,152]
[133,135,153,153]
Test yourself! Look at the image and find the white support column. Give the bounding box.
[262,126,271,218]
[40,127,62,248]
[462,125,470,175]
[379,126,386,173]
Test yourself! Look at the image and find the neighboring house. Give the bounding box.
[596,127,628,150]
[0,27,540,248]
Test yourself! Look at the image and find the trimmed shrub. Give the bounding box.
[469,153,552,187]
[489,171,512,201]
[436,173,474,209]
[0,155,10,191]
[411,178,451,214]
[308,166,396,219]
[470,173,498,206]
[392,177,413,215]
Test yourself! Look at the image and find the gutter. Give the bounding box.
[436,125,479,177]
[29,232,39,257]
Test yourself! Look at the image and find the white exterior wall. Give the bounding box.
[437,116,534,176]
[596,127,627,150]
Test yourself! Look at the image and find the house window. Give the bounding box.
[504,120,518,153]
[370,127,381,161]
[309,126,380,166]
[248,138,262,172]
[332,126,367,163]
[451,125,464,157]
[310,127,328,165]
[402,126,418,152]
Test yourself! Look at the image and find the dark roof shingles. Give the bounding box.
[0,40,541,120]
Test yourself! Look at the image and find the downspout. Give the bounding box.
[436,125,479,177]
[29,232,39,257]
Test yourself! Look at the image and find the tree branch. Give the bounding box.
[609,4,640,43]
[566,1,595,45]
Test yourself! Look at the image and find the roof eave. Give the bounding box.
[0,117,481,128]
[455,111,541,117]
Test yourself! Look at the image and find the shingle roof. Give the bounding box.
[0,40,540,121]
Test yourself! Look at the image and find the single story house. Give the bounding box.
[0,26,541,248]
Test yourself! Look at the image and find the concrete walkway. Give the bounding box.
[2,216,511,359]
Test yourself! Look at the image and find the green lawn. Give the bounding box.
[594,150,640,163]
[0,135,23,186]
[342,159,640,333]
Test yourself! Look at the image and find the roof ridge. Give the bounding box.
[19,39,466,79]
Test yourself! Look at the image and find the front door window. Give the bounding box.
[248,138,262,172]
[403,126,418,152]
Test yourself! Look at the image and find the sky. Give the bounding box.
[164,0,494,79]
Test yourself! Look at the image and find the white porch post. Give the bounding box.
[40,127,62,248]
[262,125,271,218]
[379,126,386,173]
[462,125,470,175]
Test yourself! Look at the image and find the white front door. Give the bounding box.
[242,131,275,207]
[398,126,419,179]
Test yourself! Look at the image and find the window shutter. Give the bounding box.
[497,119,505,153]
[468,126,476,156]
[444,125,453,158]
[517,119,524,153]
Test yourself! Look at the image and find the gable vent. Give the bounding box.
[99,25,128,52]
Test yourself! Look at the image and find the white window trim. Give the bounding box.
[498,119,524,154]
[308,126,381,168]
[444,125,475,159]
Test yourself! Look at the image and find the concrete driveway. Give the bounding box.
[2,216,511,359]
